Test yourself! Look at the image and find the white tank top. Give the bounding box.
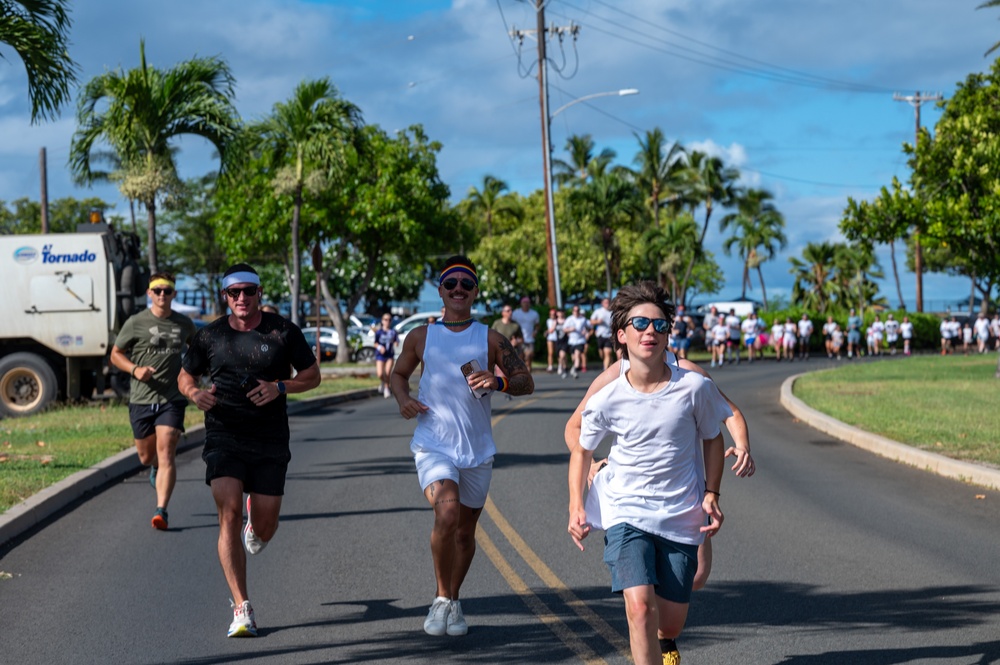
[410,322,496,467]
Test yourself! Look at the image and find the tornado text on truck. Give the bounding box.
[0,223,146,417]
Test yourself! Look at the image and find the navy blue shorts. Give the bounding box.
[128,401,187,439]
[603,523,698,603]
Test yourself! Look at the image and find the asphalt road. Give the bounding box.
[1,358,999,664]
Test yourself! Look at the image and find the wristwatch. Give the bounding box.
[276,381,286,394]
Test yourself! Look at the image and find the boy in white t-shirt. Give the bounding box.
[568,282,730,665]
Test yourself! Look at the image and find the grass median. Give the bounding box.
[793,354,1000,467]
[0,374,380,513]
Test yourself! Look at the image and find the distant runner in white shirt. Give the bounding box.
[511,296,541,374]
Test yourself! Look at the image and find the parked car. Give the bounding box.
[300,324,377,362]
[300,330,337,362]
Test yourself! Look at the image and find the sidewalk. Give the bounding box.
[0,387,378,548]
[780,373,1000,491]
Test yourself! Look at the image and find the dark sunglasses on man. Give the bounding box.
[151,287,175,296]
[225,285,259,299]
[441,277,476,291]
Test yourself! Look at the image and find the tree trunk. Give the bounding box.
[146,199,158,275]
[603,245,613,299]
[741,259,751,299]
[969,271,977,314]
[890,239,906,310]
[678,202,713,307]
[290,187,302,326]
[757,265,769,311]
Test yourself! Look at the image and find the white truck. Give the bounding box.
[0,224,147,417]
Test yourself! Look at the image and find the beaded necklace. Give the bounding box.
[440,317,473,327]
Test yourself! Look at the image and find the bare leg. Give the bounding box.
[449,503,483,600]
[692,538,713,591]
[425,480,461,599]
[211,477,248,604]
[154,426,180,509]
[622,585,661,665]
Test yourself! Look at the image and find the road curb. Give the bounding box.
[780,373,1000,491]
[0,388,378,548]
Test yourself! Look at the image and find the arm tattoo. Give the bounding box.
[497,336,533,395]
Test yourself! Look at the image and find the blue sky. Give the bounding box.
[0,0,997,310]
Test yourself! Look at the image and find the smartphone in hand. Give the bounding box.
[460,360,491,399]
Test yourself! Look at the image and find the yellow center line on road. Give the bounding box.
[476,527,606,665]
[477,393,633,662]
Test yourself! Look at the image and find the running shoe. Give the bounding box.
[228,599,257,637]
[661,638,680,664]
[243,495,267,555]
[149,466,157,489]
[151,507,168,530]
[384,385,392,399]
[447,599,468,636]
[423,596,451,636]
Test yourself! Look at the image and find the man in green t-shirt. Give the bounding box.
[111,272,196,530]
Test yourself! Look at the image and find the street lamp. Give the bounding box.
[542,88,639,308]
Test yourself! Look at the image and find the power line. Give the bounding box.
[549,1,898,94]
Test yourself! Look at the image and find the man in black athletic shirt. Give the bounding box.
[178,263,320,638]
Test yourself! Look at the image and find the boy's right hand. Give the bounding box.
[568,508,590,551]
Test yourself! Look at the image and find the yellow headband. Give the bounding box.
[149,278,175,290]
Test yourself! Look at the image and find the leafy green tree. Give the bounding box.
[245,77,363,326]
[720,188,786,307]
[0,0,78,122]
[462,175,522,237]
[157,175,229,314]
[553,134,616,188]
[568,172,644,296]
[0,195,117,234]
[832,242,887,311]
[322,125,456,361]
[70,40,240,275]
[630,128,686,229]
[678,150,740,304]
[789,241,841,312]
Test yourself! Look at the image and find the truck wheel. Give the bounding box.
[0,353,58,417]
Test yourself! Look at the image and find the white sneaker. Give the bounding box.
[447,600,468,636]
[384,385,392,399]
[423,596,451,636]
[243,495,267,555]
[228,600,257,637]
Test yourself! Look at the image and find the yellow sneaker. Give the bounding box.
[661,638,680,665]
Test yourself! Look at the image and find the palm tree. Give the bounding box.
[70,40,239,274]
[677,151,740,304]
[248,78,363,326]
[465,175,522,237]
[0,0,78,122]
[553,134,616,188]
[720,188,787,307]
[642,214,701,300]
[631,128,686,229]
[568,173,643,295]
[789,241,841,312]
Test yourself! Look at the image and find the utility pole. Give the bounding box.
[893,90,942,313]
[510,4,578,309]
[39,147,49,234]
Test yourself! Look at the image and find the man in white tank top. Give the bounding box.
[391,255,534,638]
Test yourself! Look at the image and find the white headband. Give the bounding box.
[222,271,260,289]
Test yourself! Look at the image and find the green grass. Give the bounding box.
[794,354,1000,467]
[0,375,379,513]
